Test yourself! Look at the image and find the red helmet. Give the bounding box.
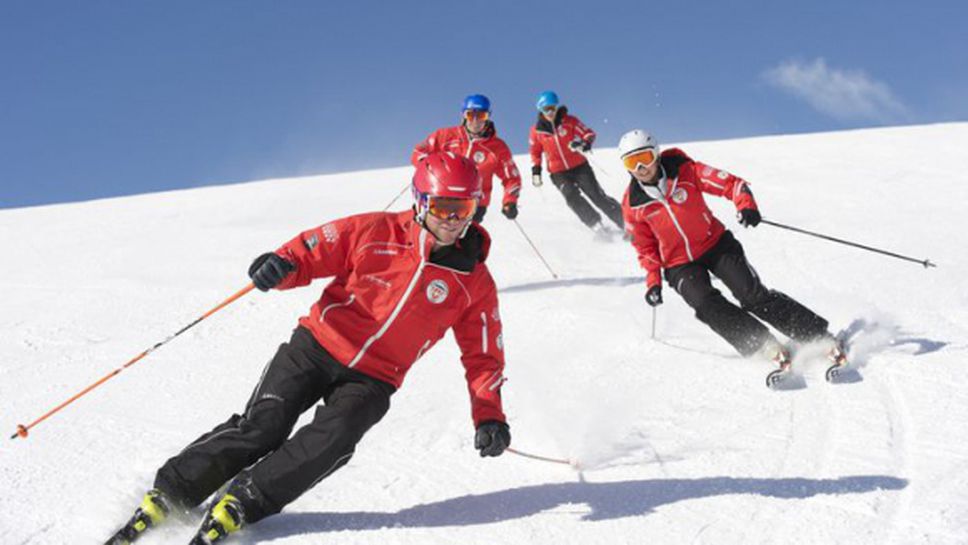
[412,152,483,223]
[413,152,483,200]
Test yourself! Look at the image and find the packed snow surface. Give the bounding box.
[2,123,966,544]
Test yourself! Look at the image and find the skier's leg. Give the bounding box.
[667,261,775,357]
[574,163,624,229]
[223,373,394,524]
[153,327,332,508]
[551,169,602,228]
[710,232,829,342]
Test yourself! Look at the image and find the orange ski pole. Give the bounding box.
[10,283,256,441]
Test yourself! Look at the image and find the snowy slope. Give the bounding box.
[1,123,966,545]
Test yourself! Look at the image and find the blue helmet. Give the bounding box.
[462,94,491,113]
[536,90,559,111]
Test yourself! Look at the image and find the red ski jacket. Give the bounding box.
[273,210,506,426]
[622,148,758,289]
[411,123,522,208]
[528,107,596,174]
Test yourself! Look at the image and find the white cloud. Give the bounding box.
[764,58,908,123]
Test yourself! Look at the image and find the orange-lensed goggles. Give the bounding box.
[427,196,478,221]
[463,109,490,122]
[622,148,659,171]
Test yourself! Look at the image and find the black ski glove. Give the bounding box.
[645,285,663,307]
[738,208,761,228]
[531,165,543,187]
[248,253,295,291]
[475,420,511,457]
[569,139,592,153]
[502,202,519,220]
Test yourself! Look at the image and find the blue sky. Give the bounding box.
[2,1,965,209]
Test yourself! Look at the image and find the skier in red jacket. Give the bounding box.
[529,91,624,233]
[412,94,522,223]
[106,153,510,545]
[618,129,846,374]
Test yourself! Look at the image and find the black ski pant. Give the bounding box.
[154,326,394,523]
[473,205,487,223]
[663,231,829,357]
[550,162,624,229]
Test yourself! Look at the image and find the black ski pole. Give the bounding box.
[382,183,410,212]
[761,219,936,268]
[512,219,559,279]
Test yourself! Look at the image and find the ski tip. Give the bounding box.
[924,259,937,268]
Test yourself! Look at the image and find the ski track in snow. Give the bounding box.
[2,123,967,544]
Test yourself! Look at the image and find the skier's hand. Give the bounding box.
[645,285,663,307]
[475,420,511,457]
[737,208,761,228]
[531,165,543,187]
[569,139,592,153]
[248,253,295,291]
[502,202,519,220]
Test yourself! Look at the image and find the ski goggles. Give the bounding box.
[426,196,478,222]
[541,105,558,115]
[621,148,659,171]
[463,109,490,122]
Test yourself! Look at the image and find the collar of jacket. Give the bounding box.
[406,212,491,273]
[627,151,690,207]
[534,106,569,134]
[463,120,496,140]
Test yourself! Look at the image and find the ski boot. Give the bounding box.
[824,336,849,382]
[105,489,176,545]
[764,342,793,389]
[189,493,245,544]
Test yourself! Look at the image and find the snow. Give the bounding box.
[2,123,967,544]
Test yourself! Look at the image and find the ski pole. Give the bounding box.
[10,283,256,441]
[651,306,657,340]
[761,219,936,268]
[581,150,613,178]
[512,219,559,279]
[382,183,410,212]
[507,447,578,468]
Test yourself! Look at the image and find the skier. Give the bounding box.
[529,90,624,234]
[617,129,846,377]
[106,152,511,544]
[412,94,522,223]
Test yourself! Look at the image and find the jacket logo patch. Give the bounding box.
[717,170,729,180]
[426,279,449,304]
[672,188,689,204]
[304,234,319,251]
[322,223,338,244]
[557,127,568,137]
[702,166,713,176]
[473,151,486,163]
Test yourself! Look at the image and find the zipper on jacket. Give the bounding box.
[348,229,429,368]
[551,121,571,171]
[660,179,695,261]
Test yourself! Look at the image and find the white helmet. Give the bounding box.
[618,129,659,158]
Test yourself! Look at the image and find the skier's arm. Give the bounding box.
[528,126,543,169]
[496,143,522,206]
[625,210,663,289]
[569,115,596,146]
[452,275,507,427]
[411,130,440,166]
[273,217,354,290]
[694,161,757,212]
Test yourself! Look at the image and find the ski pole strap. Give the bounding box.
[10,283,256,441]
[761,219,936,268]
